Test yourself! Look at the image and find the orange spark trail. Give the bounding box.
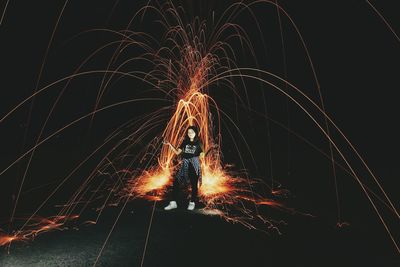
[2,1,399,261]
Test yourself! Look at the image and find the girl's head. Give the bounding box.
[186,125,199,141]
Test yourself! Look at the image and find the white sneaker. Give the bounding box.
[164,201,177,210]
[187,201,195,210]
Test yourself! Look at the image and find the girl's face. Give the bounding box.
[187,129,196,139]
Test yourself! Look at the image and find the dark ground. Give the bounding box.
[1,200,399,267]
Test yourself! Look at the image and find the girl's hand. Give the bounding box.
[162,140,170,145]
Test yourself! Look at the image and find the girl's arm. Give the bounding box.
[200,143,217,159]
[163,140,182,155]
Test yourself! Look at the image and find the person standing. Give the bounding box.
[163,126,204,210]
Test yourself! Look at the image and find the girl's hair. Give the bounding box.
[184,125,200,142]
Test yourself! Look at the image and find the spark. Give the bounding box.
[1,0,398,261]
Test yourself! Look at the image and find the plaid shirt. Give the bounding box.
[176,156,202,184]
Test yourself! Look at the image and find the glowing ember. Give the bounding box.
[200,168,232,197]
[124,167,172,200]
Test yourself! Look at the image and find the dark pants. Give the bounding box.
[172,162,199,202]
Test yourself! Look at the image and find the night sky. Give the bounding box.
[0,1,399,266]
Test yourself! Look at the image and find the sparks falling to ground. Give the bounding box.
[0,1,399,263]
[115,32,287,231]
[0,1,291,251]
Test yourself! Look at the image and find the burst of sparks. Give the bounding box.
[1,0,398,260]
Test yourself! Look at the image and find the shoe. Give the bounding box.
[187,201,195,210]
[164,201,177,210]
